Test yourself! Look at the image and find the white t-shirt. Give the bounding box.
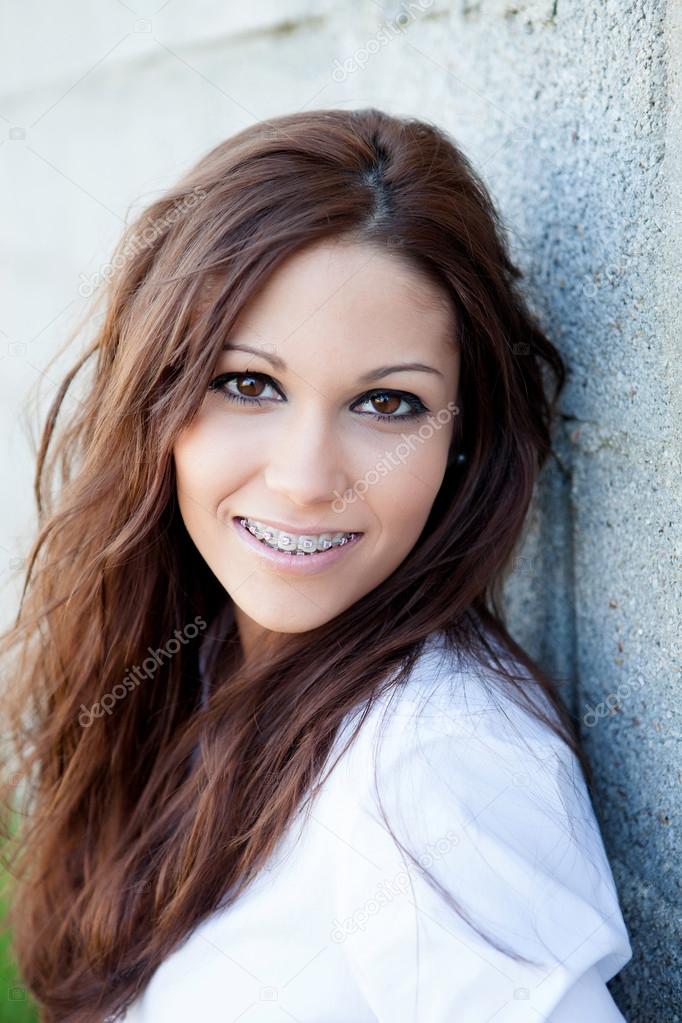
[122,629,632,1022]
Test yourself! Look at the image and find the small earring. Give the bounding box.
[454,451,467,466]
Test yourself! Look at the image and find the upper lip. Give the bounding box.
[235,515,362,535]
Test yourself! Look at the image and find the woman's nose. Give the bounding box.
[263,411,352,508]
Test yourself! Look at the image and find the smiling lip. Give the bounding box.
[236,515,362,536]
[232,517,363,575]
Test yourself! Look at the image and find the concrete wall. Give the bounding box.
[1,1,679,1017]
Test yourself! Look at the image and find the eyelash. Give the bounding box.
[207,371,430,422]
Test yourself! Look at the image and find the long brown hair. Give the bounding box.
[1,107,586,1021]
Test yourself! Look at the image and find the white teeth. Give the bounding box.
[239,518,357,555]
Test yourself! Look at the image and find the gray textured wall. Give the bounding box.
[497,3,681,1017]
[1,1,679,1018]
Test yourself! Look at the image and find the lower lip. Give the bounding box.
[232,517,364,575]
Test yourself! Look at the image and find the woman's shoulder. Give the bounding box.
[334,627,573,789]
[315,630,633,1021]
[319,626,603,902]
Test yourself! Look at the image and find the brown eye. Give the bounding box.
[208,371,282,407]
[234,373,265,398]
[208,373,429,422]
[370,393,401,416]
[353,389,429,422]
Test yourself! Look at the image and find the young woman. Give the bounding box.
[0,107,632,1022]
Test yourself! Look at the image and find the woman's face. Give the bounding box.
[173,239,460,659]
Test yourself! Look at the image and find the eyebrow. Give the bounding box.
[221,342,444,382]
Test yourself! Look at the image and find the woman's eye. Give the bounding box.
[352,391,429,422]
[208,371,281,406]
[207,372,429,422]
